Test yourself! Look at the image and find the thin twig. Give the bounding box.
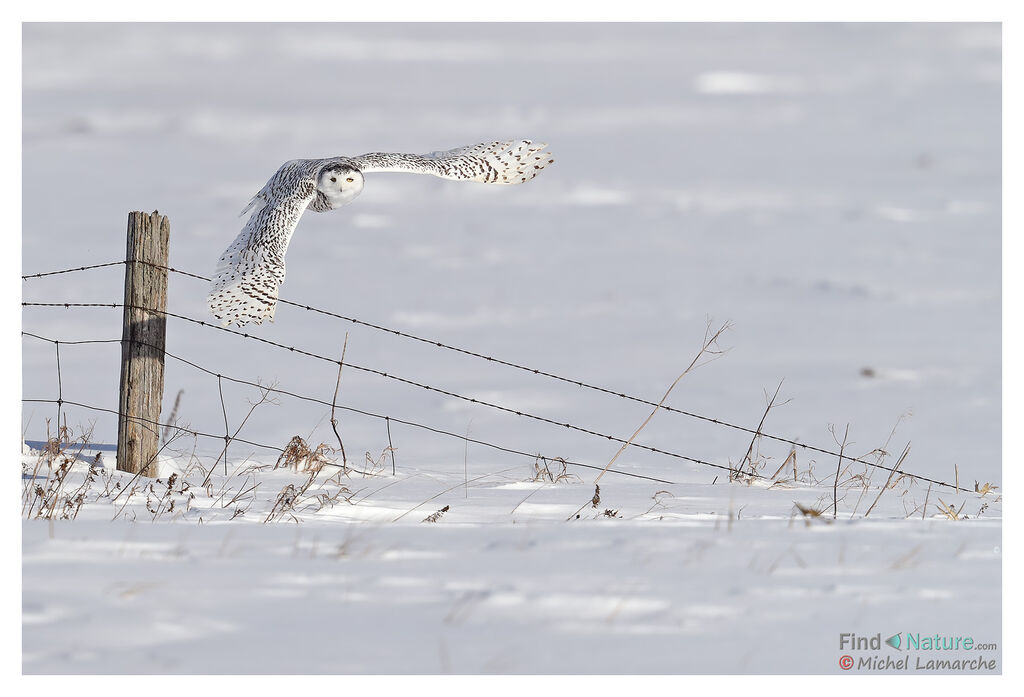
[204,382,277,487]
[832,424,850,520]
[54,341,63,430]
[392,467,519,522]
[770,447,796,482]
[386,416,396,476]
[510,480,550,516]
[162,389,184,445]
[863,442,911,518]
[329,333,349,467]
[594,320,730,484]
[463,420,472,499]
[567,484,602,521]
[217,375,230,476]
[735,380,784,479]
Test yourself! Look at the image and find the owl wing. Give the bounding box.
[351,140,554,185]
[208,172,318,327]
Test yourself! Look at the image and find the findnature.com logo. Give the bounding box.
[837,632,998,672]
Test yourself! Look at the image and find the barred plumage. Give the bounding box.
[208,140,554,327]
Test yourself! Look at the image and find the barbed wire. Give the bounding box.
[22,260,959,491]
[23,301,960,491]
[23,397,293,456]
[20,315,761,481]
[21,261,126,279]
[22,258,926,481]
[21,332,684,486]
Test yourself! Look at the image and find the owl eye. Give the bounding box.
[346,177,354,183]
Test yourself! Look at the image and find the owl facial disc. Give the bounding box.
[316,164,364,209]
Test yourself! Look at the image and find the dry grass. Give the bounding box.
[363,445,395,477]
[262,435,355,523]
[791,502,826,527]
[264,467,353,524]
[631,490,675,519]
[422,505,450,523]
[734,381,787,481]
[567,484,603,521]
[530,456,579,484]
[22,421,99,521]
[161,389,185,445]
[144,472,195,521]
[862,443,912,518]
[275,435,335,474]
[974,481,999,497]
[935,498,967,521]
[768,447,798,486]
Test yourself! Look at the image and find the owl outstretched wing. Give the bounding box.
[210,140,554,327]
[208,172,318,327]
[352,140,554,184]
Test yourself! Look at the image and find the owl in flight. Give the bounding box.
[208,139,554,327]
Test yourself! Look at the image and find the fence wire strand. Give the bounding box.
[21,261,126,279]
[22,260,962,491]
[23,259,925,479]
[21,332,682,486]
[25,261,847,456]
[20,329,738,483]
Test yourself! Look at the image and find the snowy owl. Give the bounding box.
[208,139,554,327]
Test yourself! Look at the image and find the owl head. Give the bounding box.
[316,162,365,209]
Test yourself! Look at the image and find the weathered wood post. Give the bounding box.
[117,211,169,476]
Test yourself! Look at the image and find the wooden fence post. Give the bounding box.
[117,211,170,476]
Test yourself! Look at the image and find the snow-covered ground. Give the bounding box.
[21,23,1001,674]
[22,440,1002,674]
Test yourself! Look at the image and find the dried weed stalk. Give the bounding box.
[734,381,788,481]
[935,498,967,521]
[363,446,395,476]
[205,382,280,486]
[22,421,98,521]
[265,438,353,523]
[530,456,579,484]
[144,472,194,521]
[567,484,603,521]
[632,490,675,519]
[595,319,731,484]
[162,389,185,445]
[276,435,335,474]
[792,502,826,527]
[422,505,450,523]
